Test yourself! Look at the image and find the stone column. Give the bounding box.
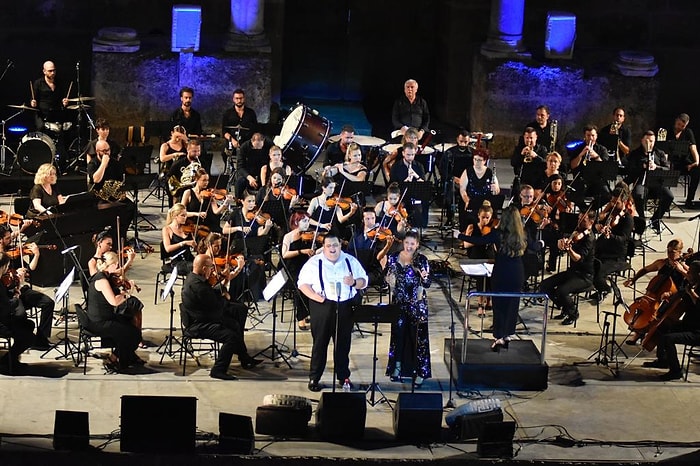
[224,0,271,52]
[480,0,529,59]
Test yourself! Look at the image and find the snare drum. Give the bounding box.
[43,122,62,134]
[273,104,331,175]
[17,132,56,174]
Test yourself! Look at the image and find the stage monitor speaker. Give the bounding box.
[544,11,576,59]
[172,4,201,52]
[219,413,255,455]
[255,405,311,438]
[393,392,443,443]
[477,421,516,458]
[53,410,89,451]
[120,395,197,453]
[316,392,366,440]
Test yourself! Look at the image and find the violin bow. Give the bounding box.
[522,185,549,226]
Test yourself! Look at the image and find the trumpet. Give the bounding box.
[657,128,667,142]
[549,119,558,152]
[582,141,594,166]
[610,121,620,135]
[523,145,534,163]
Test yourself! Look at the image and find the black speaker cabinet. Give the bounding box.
[477,421,516,458]
[393,392,443,443]
[219,413,254,455]
[120,395,197,453]
[255,405,311,437]
[53,410,89,451]
[316,392,366,440]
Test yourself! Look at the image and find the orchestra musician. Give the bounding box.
[0,252,36,375]
[222,88,258,151]
[26,163,66,218]
[83,118,122,165]
[511,126,548,195]
[520,105,554,151]
[323,124,356,168]
[458,148,499,231]
[87,227,135,277]
[159,125,188,188]
[306,177,357,237]
[282,211,318,331]
[462,201,497,313]
[161,203,196,275]
[389,141,426,185]
[323,142,368,182]
[29,60,69,132]
[568,124,612,210]
[347,207,394,288]
[0,224,54,350]
[235,133,273,199]
[167,139,202,204]
[516,184,548,282]
[87,140,125,194]
[597,107,632,165]
[298,233,368,392]
[666,113,700,208]
[382,127,420,182]
[181,167,231,233]
[375,182,409,238]
[441,129,473,224]
[260,145,292,188]
[385,230,431,387]
[542,174,573,272]
[539,211,597,326]
[391,79,430,141]
[87,251,145,373]
[536,151,564,193]
[256,167,301,239]
[170,86,203,136]
[181,254,262,380]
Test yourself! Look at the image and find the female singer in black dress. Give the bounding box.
[385,230,432,387]
[455,205,526,351]
[27,163,66,218]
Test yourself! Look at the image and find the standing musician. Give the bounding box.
[392,79,430,141]
[641,260,700,381]
[181,167,231,233]
[87,140,125,195]
[347,207,394,287]
[87,251,145,373]
[181,254,262,380]
[568,124,612,210]
[623,239,689,346]
[0,252,36,374]
[260,145,293,188]
[306,177,357,237]
[222,88,258,151]
[235,133,272,200]
[590,184,635,304]
[375,182,410,239]
[29,60,69,132]
[598,107,632,166]
[282,211,318,331]
[458,150,499,232]
[83,118,122,165]
[520,105,554,151]
[27,163,66,218]
[511,126,548,195]
[323,142,368,182]
[461,201,497,313]
[161,203,196,275]
[539,211,597,326]
[170,86,203,136]
[167,139,202,204]
[0,224,54,350]
[625,130,673,235]
[298,233,368,392]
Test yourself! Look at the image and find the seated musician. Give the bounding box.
[282,211,319,331]
[517,184,548,283]
[181,168,232,234]
[159,125,188,207]
[0,252,35,374]
[235,132,272,199]
[389,141,426,184]
[458,149,499,232]
[26,163,66,218]
[623,239,689,345]
[624,130,673,235]
[0,224,55,350]
[347,207,394,287]
[87,251,145,372]
[441,129,473,223]
[539,211,597,326]
[590,183,635,304]
[306,176,357,238]
[536,151,563,193]
[83,118,122,166]
[260,145,292,188]
[87,140,126,200]
[641,260,700,381]
[167,139,201,204]
[181,254,262,380]
[567,124,612,210]
[87,226,136,277]
[462,201,497,314]
[375,182,409,239]
[323,142,367,182]
[510,126,547,196]
[542,174,573,272]
[256,167,300,239]
[383,127,420,182]
[161,203,196,275]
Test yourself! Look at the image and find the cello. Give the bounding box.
[640,288,692,352]
[624,273,677,332]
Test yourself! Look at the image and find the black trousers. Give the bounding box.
[309,299,354,383]
[540,270,592,317]
[187,304,248,373]
[593,258,628,293]
[657,322,700,373]
[0,317,35,362]
[89,317,141,367]
[633,183,674,221]
[21,288,54,340]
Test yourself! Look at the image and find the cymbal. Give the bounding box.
[7,104,38,112]
[224,124,250,131]
[66,96,95,102]
[67,104,91,110]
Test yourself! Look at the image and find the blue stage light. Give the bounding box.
[8,126,28,133]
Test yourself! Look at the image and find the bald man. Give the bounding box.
[30,60,69,132]
[87,139,125,193]
[181,254,262,380]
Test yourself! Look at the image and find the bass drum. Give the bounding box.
[17,132,56,174]
[273,104,331,175]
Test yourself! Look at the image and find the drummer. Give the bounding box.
[222,89,258,152]
[27,163,66,218]
[29,60,69,132]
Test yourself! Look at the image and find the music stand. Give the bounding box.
[400,181,433,230]
[42,267,79,363]
[157,266,182,363]
[255,269,292,368]
[124,173,158,253]
[648,169,683,221]
[354,303,400,407]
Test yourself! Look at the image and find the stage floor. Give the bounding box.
[1,174,700,464]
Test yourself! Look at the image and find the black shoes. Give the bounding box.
[552,313,566,320]
[659,370,683,381]
[561,314,578,326]
[308,379,323,392]
[210,370,238,380]
[642,359,669,369]
[590,291,608,304]
[240,357,263,370]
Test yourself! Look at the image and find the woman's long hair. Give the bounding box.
[498,205,526,258]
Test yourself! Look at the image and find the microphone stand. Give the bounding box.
[333,282,341,393]
[274,243,310,359]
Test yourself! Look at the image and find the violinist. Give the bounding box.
[323,142,367,182]
[643,260,700,381]
[161,203,196,275]
[260,145,292,188]
[0,252,35,374]
[623,239,689,346]
[87,226,136,277]
[567,124,611,210]
[462,201,497,314]
[26,163,66,218]
[347,208,394,288]
[542,174,572,272]
[0,224,55,350]
[181,167,230,233]
[306,176,357,237]
[510,126,547,195]
[223,193,273,237]
[624,130,673,235]
[87,251,145,373]
[257,167,301,237]
[517,184,548,280]
[282,211,318,330]
[375,182,409,237]
[591,184,634,304]
[539,211,597,326]
[458,150,499,232]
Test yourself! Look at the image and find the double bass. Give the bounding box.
[641,287,693,352]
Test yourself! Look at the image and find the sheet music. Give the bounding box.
[460,263,493,277]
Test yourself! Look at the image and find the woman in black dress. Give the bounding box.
[457,151,499,231]
[27,163,66,218]
[161,203,196,275]
[456,205,526,351]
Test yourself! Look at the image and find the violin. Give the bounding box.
[0,268,21,289]
[301,231,325,244]
[201,188,228,201]
[245,211,272,226]
[367,226,394,242]
[546,191,570,213]
[0,211,39,228]
[325,196,354,210]
[479,219,500,236]
[520,203,546,224]
[107,272,141,293]
[214,253,244,269]
[182,219,211,239]
[570,228,590,243]
[5,243,57,259]
[272,185,297,201]
[387,203,408,222]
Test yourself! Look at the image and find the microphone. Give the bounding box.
[335,282,342,301]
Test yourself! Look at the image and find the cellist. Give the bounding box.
[623,239,689,345]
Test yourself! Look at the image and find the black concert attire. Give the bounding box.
[390,160,428,228]
[83,138,122,163]
[459,166,496,232]
[284,233,313,322]
[163,227,194,275]
[184,188,222,233]
[221,106,258,146]
[593,212,634,296]
[32,77,67,130]
[181,271,256,377]
[7,254,54,347]
[87,156,125,193]
[323,141,350,167]
[520,120,553,152]
[86,272,142,369]
[0,281,35,372]
[256,187,292,240]
[456,230,524,340]
[235,137,273,198]
[655,287,700,378]
[464,225,496,297]
[347,229,384,286]
[519,210,546,283]
[441,146,473,224]
[510,142,548,191]
[391,96,430,135]
[625,145,673,226]
[297,251,368,385]
[666,127,699,206]
[567,141,612,210]
[598,123,632,164]
[27,184,61,218]
[226,209,268,301]
[170,107,203,136]
[162,142,187,175]
[539,231,595,322]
